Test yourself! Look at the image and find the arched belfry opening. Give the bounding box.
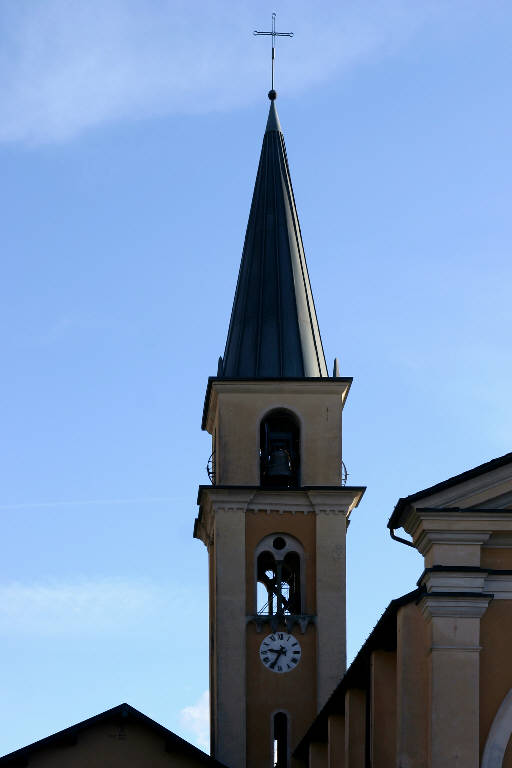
[260,409,300,488]
[256,534,303,616]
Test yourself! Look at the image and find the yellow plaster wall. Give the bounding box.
[480,600,512,760]
[481,547,512,569]
[21,720,207,768]
[246,622,317,768]
[214,388,344,487]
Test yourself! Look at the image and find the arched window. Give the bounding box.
[256,534,303,615]
[273,712,288,768]
[260,410,300,488]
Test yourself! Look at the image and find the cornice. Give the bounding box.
[194,485,366,545]
[202,377,353,431]
[247,614,316,634]
[419,592,493,620]
[413,529,492,558]
[402,506,512,548]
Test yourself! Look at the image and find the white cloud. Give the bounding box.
[0,0,463,144]
[0,578,167,635]
[180,690,210,751]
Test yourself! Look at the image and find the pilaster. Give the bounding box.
[344,689,366,768]
[419,593,492,768]
[327,715,345,768]
[370,650,396,768]
[309,490,356,709]
[309,742,328,768]
[205,491,253,768]
[396,601,429,768]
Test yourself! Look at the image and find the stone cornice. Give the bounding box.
[419,592,493,620]
[388,455,512,530]
[419,568,488,594]
[404,507,512,541]
[413,529,492,558]
[202,377,353,432]
[417,566,512,600]
[194,486,365,546]
[247,614,316,634]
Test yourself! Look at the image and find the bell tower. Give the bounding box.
[194,95,365,768]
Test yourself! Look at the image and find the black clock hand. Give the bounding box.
[269,646,287,669]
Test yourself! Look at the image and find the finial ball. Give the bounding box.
[268,89,277,101]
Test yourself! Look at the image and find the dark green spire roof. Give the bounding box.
[220,100,328,378]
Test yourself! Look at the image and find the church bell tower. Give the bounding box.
[194,95,365,768]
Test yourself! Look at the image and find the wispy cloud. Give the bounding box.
[0,578,169,635]
[180,690,209,751]
[0,0,461,144]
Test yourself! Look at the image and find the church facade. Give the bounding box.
[2,97,512,768]
[295,451,512,768]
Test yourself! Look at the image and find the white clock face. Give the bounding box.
[259,632,301,673]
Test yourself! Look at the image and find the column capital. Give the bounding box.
[419,592,492,620]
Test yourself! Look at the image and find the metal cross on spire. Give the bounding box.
[254,13,293,99]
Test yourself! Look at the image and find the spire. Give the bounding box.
[221,99,328,378]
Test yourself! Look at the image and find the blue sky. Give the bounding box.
[1,0,512,755]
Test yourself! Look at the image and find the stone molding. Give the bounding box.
[398,465,512,524]
[246,614,316,634]
[414,528,492,557]
[419,593,492,620]
[204,379,353,433]
[404,507,512,541]
[431,645,482,652]
[481,688,512,768]
[420,569,488,593]
[419,568,512,600]
[195,487,364,546]
[485,532,512,547]
[484,574,512,599]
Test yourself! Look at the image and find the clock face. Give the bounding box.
[259,632,301,673]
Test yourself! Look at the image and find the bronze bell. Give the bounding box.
[267,447,292,478]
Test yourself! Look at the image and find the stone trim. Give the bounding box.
[414,529,492,557]
[195,487,365,545]
[485,574,512,599]
[420,569,488,593]
[419,593,492,619]
[431,645,482,652]
[202,378,353,432]
[481,688,512,768]
[247,614,316,634]
[418,568,512,600]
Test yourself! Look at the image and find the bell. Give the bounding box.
[267,447,292,479]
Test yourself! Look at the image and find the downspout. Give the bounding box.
[389,528,416,549]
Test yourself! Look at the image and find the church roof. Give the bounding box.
[294,588,422,759]
[0,702,225,767]
[220,98,328,378]
[388,450,512,531]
